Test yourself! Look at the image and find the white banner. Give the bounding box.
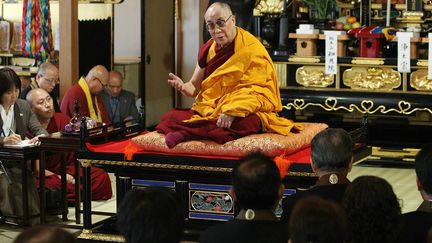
[324,31,342,75]
[397,32,413,73]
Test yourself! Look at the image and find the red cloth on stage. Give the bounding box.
[42,112,112,201]
[156,109,261,144]
[60,81,111,124]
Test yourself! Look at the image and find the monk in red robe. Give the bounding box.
[157,2,302,148]
[60,65,111,125]
[27,88,112,201]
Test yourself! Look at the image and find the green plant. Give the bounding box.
[300,0,336,19]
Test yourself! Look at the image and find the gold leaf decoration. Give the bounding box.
[296,66,334,87]
[343,67,401,90]
[410,69,432,91]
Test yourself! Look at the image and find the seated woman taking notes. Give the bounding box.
[0,67,47,224]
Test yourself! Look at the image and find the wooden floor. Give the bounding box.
[0,164,423,243]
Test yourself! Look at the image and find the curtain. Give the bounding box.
[78,18,112,76]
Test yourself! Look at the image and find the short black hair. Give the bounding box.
[117,187,184,243]
[311,128,353,171]
[0,68,17,99]
[415,143,432,194]
[0,67,21,97]
[343,176,401,243]
[290,196,348,243]
[13,226,75,243]
[232,151,281,210]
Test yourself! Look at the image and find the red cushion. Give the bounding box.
[131,122,327,158]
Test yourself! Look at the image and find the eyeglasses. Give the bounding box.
[94,77,106,88]
[206,15,232,31]
[44,77,59,85]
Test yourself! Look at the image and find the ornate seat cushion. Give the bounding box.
[131,122,328,158]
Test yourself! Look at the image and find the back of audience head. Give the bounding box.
[415,143,432,198]
[289,196,348,243]
[231,151,283,210]
[343,175,401,243]
[311,128,353,173]
[13,225,75,243]
[117,187,184,243]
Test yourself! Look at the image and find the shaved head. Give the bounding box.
[85,65,109,94]
[26,88,54,121]
[204,2,237,47]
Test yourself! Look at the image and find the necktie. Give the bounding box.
[110,97,119,123]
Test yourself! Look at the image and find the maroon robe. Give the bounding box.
[42,112,112,201]
[156,39,261,145]
[60,81,111,124]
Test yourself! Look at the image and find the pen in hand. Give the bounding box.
[9,128,17,136]
[9,129,22,144]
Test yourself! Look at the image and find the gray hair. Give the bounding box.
[37,62,57,77]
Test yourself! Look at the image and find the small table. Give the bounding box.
[0,145,40,226]
[39,132,81,224]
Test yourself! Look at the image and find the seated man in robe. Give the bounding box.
[101,70,139,123]
[158,2,302,148]
[60,65,111,124]
[20,62,61,112]
[27,88,112,201]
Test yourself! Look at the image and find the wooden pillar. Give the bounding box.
[59,0,79,100]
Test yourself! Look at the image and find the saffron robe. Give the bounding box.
[60,79,111,124]
[42,113,112,201]
[157,28,301,144]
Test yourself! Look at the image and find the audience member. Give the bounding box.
[13,225,75,243]
[27,88,112,201]
[0,68,47,223]
[117,187,184,243]
[101,70,138,123]
[60,65,110,124]
[20,62,61,112]
[199,152,288,243]
[289,196,348,243]
[280,128,353,223]
[397,144,432,243]
[157,2,301,148]
[343,175,401,243]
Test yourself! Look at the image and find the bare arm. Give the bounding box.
[168,62,204,97]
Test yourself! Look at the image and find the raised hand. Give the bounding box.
[168,73,185,92]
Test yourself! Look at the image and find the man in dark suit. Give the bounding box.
[101,70,138,123]
[398,144,432,243]
[280,128,353,224]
